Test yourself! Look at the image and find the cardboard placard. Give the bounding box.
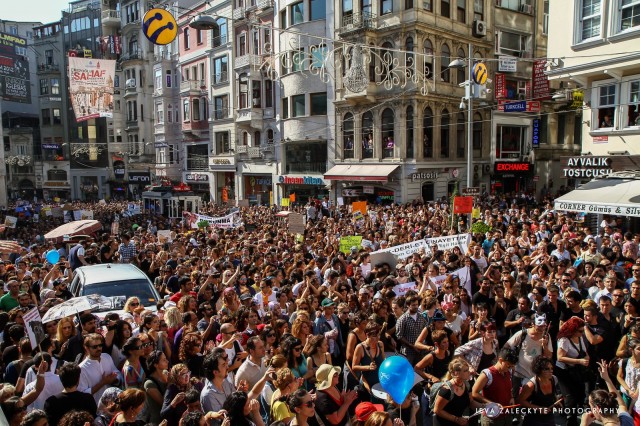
[352,201,367,215]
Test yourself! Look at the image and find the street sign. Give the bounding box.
[462,187,480,196]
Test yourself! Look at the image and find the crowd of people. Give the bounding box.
[0,193,638,426]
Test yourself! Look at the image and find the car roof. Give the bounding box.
[76,264,149,284]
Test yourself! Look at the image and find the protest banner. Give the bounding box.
[23,307,45,349]
[281,198,290,207]
[425,234,471,254]
[185,212,241,229]
[111,221,119,236]
[352,201,367,215]
[374,239,429,260]
[339,236,363,254]
[288,213,306,234]
[73,210,83,221]
[392,281,417,296]
[157,230,172,242]
[81,210,94,220]
[4,216,17,228]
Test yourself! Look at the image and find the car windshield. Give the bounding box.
[80,279,158,311]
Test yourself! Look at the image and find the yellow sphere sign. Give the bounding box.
[143,8,178,46]
[472,62,488,85]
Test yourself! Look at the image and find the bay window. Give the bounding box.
[496,126,525,159]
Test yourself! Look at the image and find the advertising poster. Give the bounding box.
[0,32,31,103]
[68,57,116,122]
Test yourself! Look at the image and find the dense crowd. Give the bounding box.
[0,193,638,426]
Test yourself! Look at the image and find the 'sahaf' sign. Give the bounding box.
[494,162,531,173]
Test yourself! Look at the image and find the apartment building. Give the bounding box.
[329,0,493,204]
[547,0,640,188]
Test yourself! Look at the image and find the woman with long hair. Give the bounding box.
[305,334,332,388]
[54,317,76,359]
[282,336,313,388]
[517,356,560,426]
[160,363,202,424]
[432,358,482,426]
[453,320,499,375]
[261,325,280,359]
[109,388,147,426]
[179,332,205,378]
[287,388,316,426]
[556,316,590,426]
[108,320,133,369]
[223,391,265,426]
[315,364,358,426]
[621,299,640,334]
[122,337,146,390]
[616,338,640,415]
[352,321,386,400]
[143,351,168,425]
[123,297,143,325]
[291,316,313,352]
[163,306,183,344]
[138,313,171,359]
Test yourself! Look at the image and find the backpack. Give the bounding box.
[508,330,526,358]
[428,379,471,412]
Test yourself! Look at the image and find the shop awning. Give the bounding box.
[324,164,399,182]
[553,172,640,217]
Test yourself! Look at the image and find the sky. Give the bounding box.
[2,0,73,25]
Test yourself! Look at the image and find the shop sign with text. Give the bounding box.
[278,175,324,185]
[411,170,439,181]
[186,173,209,182]
[494,162,532,174]
[128,173,150,183]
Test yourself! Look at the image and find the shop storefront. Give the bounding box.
[111,161,127,199]
[492,162,533,194]
[209,156,236,204]
[128,172,151,200]
[184,172,212,202]
[243,175,272,205]
[324,164,401,204]
[43,181,71,201]
[277,175,328,205]
[71,170,109,201]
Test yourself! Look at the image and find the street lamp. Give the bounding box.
[448,43,473,189]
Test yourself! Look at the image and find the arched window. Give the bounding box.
[381,42,393,79]
[456,112,465,158]
[254,131,261,147]
[441,44,450,83]
[423,107,433,158]
[381,108,394,158]
[424,40,434,79]
[473,112,482,155]
[405,37,414,78]
[406,106,414,158]
[456,48,465,84]
[242,131,248,145]
[343,113,354,159]
[441,108,450,157]
[362,111,374,158]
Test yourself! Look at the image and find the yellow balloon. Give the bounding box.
[142,8,178,46]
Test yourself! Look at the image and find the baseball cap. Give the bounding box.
[321,298,335,308]
[355,402,384,422]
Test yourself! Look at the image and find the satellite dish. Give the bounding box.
[189,15,218,31]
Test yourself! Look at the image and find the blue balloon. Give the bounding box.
[46,250,60,265]
[378,355,414,404]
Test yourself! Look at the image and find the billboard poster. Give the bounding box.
[532,59,550,100]
[68,57,116,122]
[0,32,31,103]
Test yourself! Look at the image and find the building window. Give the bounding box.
[343,0,353,20]
[381,108,394,158]
[239,74,248,108]
[184,28,190,49]
[310,45,327,69]
[42,109,51,125]
[441,44,450,83]
[406,38,414,76]
[291,2,305,25]
[292,94,305,117]
[214,95,228,119]
[628,80,640,127]
[474,0,484,20]
[292,48,305,72]
[543,0,549,34]
[252,30,259,55]
[212,18,228,46]
[456,48,465,84]
[406,106,414,158]
[441,0,450,18]
[252,81,261,107]
[196,29,203,45]
[406,0,414,10]
[620,0,640,32]
[166,70,173,87]
[424,0,433,10]
[579,0,601,41]
[267,129,274,144]
[192,98,201,121]
[456,112,465,158]
[497,31,530,57]
[238,33,246,56]
[265,80,273,108]
[167,104,173,122]
[424,40,434,79]
[381,0,392,14]
[183,99,190,121]
[39,78,49,95]
[473,112,482,153]
[343,113,354,159]
[457,0,466,22]
[154,68,162,90]
[362,0,372,15]
[423,107,433,158]
[254,131,261,147]
[311,0,325,20]
[53,109,61,125]
[213,56,228,84]
[440,109,449,158]
[214,132,230,154]
[310,93,327,115]
[282,97,289,119]
[496,126,525,159]
[362,112,374,158]
[156,103,164,123]
[596,84,616,129]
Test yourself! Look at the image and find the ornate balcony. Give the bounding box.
[234,54,262,71]
[180,80,207,95]
[338,12,378,36]
[102,9,121,26]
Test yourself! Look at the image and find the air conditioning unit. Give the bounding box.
[125,78,136,88]
[520,4,533,14]
[483,164,491,174]
[473,20,487,37]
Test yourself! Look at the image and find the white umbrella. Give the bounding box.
[41,294,113,323]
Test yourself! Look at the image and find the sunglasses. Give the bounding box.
[267,333,276,337]
[294,346,302,351]
[301,401,315,408]
[130,302,140,306]
[87,344,103,350]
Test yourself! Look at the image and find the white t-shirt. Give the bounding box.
[556,336,587,370]
[507,331,553,379]
[24,372,64,411]
[78,353,119,403]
